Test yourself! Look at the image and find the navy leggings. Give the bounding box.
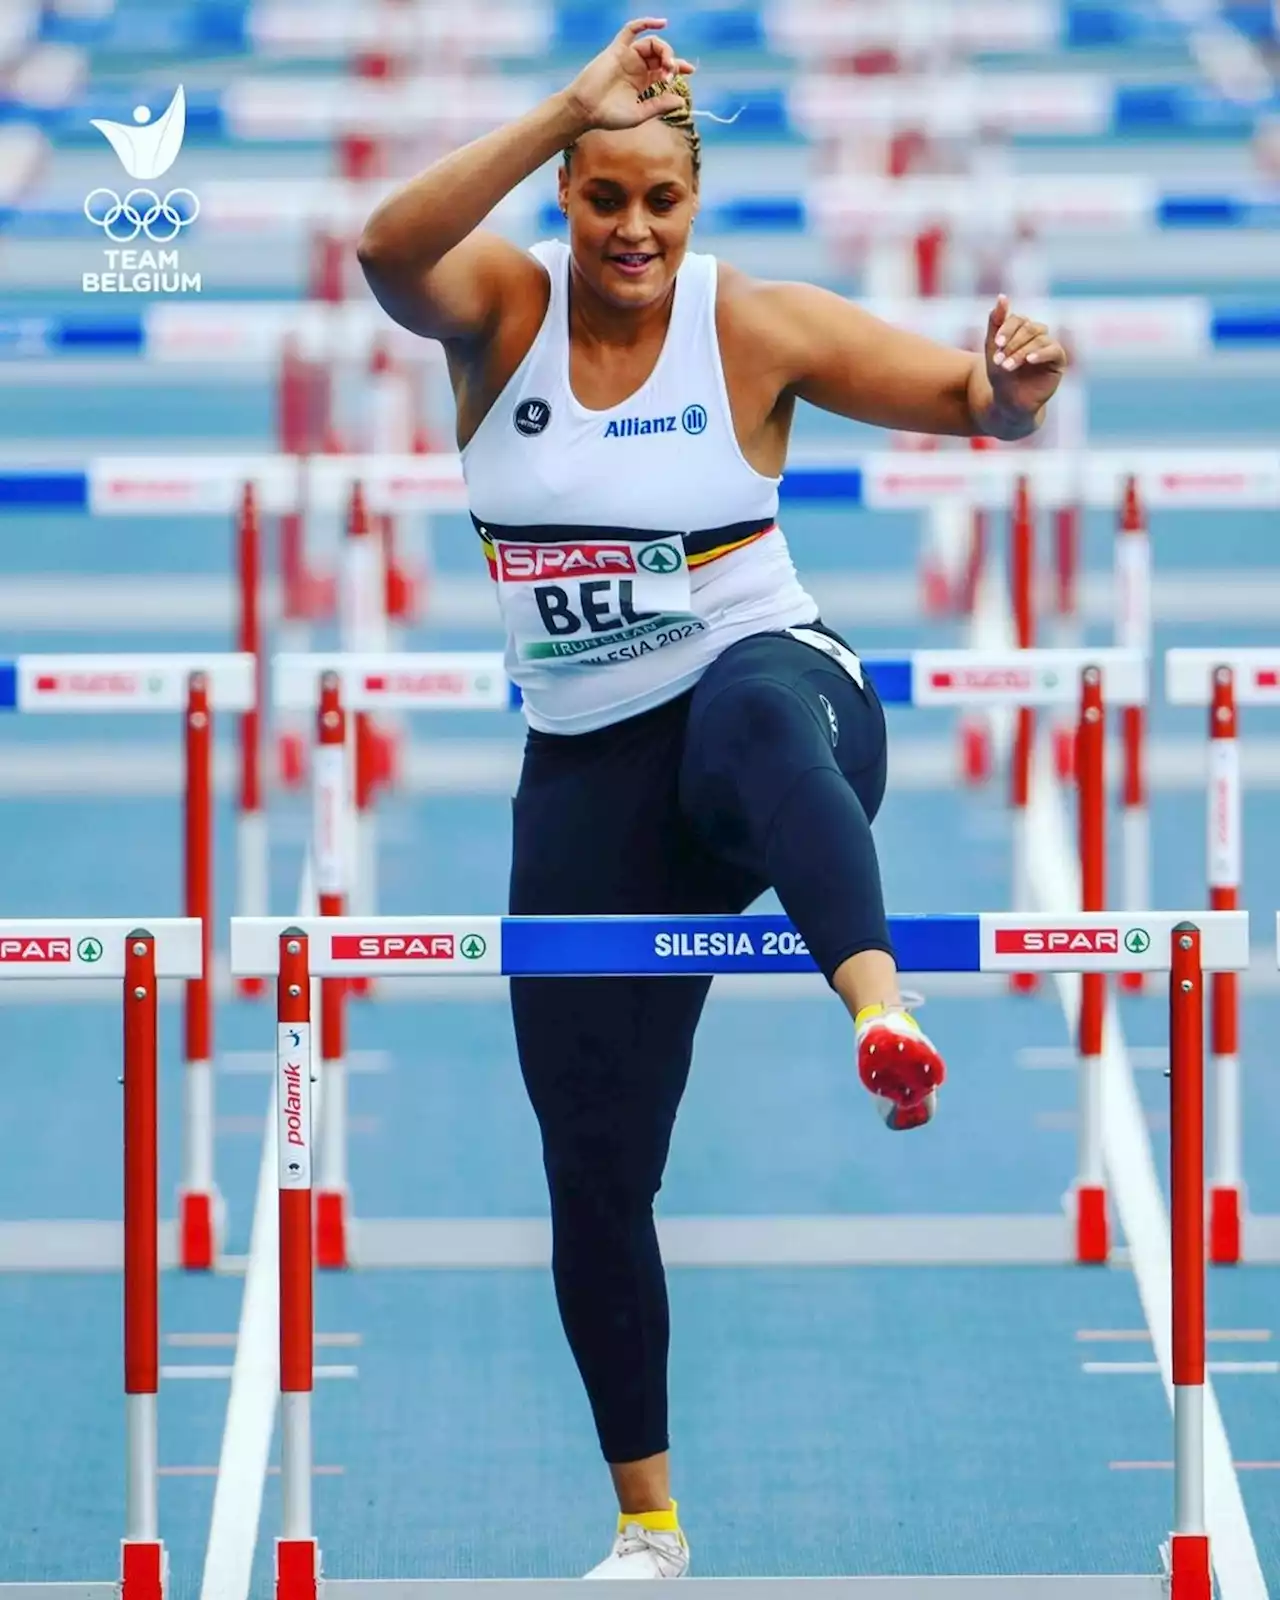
[508,626,892,1464]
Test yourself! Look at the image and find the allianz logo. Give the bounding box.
[604,404,708,440]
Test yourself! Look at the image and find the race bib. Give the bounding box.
[493,535,706,666]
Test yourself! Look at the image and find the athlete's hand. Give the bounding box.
[564,18,695,132]
[985,295,1069,417]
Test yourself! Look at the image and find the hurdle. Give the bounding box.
[0,654,255,1271]
[274,645,1147,1268]
[0,919,201,1600]
[230,908,1245,1600]
[1165,647,1280,1267]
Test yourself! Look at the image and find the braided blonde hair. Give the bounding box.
[563,76,702,187]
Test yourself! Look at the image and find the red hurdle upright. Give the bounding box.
[124,932,164,1600]
[1207,668,1241,1265]
[1075,666,1109,1263]
[1009,475,1039,994]
[276,930,318,1600]
[1116,476,1151,992]
[1170,924,1211,1600]
[180,674,219,1270]
[313,674,352,1269]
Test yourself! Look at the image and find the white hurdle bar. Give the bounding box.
[231,909,1246,1600]
[273,647,1148,1269]
[1166,648,1280,1266]
[0,920,201,1600]
[0,655,255,1271]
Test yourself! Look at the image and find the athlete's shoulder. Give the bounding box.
[712,261,825,369]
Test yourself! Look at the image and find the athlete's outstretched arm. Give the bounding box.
[357,18,695,344]
[759,283,1067,440]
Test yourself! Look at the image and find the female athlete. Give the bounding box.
[359,18,1067,1580]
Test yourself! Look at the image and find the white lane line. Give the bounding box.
[168,1332,361,1349]
[1113,1462,1280,1472]
[1078,1330,1272,1344]
[163,1466,346,1478]
[200,860,318,1600]
[1019,1045,1168,1071]
[973,560,1267,1600]
[166,1365,358,1381]
[1084,1362,1280,1376]
[1034,1109,1169,1133]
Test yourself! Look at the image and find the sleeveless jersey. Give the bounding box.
[460,239,820,734]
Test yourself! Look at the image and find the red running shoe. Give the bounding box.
[856,1004,946,1131]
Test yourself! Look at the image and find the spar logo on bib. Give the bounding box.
[498,543,637,582]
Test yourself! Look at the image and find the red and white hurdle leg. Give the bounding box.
[1168,925,1211,1600]
[1009,475,1039,994]
[1207,667,1243,1264]
[179,674,223,1270]
[1116,476,1151,993]
[277,931,320,1600]
[1050,502,1082,781]
[123,932,168,1600]
[312,675,352,1268]
[1074,667,1109,1262]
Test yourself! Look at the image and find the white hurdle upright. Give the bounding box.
[0,654,255,1271]
[231,908,1246,1600]
[1166,647,1280,1266]
[0,920,201,1600]
[272,646,1148,1269]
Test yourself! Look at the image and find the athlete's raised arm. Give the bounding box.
[357,18,695,345]
[745,282,1068,442]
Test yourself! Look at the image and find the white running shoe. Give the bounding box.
[583,1503,689,1580]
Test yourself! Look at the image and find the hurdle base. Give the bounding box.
[1074,1186,1110,1265]
[315,1191,350,1270]
[1167,1535,1211,1600]
[1209,1187,1242,1265]
[278,1539,320,1600]
[237,976,268,1001]
[1010,972,1041,995]
[1118,972,1145,994]
[120,1539,167,1600]
[178,1189,223,1272]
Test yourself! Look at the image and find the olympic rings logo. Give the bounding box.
[84,187,200,244]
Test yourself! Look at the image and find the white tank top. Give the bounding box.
[460,239,819,734]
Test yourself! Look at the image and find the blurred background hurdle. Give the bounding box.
[0,654,252,1269]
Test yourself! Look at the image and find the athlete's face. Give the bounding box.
[559,121,698,309]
